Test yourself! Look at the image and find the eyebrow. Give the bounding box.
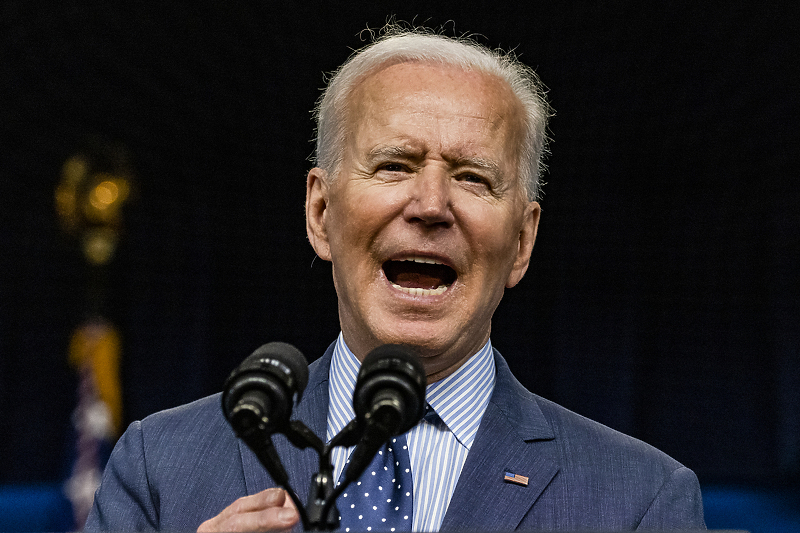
[366,145,503,178]
[366,145,423,163]
[449,155,502,178]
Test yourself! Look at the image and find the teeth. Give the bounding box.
[400,256,443,265]
[391,283,448,296]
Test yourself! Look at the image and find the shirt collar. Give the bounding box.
[327,333,496,450]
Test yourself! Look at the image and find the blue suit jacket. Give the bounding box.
[86,347,705,530]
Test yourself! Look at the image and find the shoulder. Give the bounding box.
[138,392,227,436]
[533,393,704,527]
[88,393,247,530]
[490,351,704,528]
[534,393,684,476]
[132,393,239,473]
[138,394,238,463]
[492,349,684,475]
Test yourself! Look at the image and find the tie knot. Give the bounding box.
[423,404,439,424]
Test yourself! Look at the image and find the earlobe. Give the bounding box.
[306,168,332,261]
[506,201,541,288]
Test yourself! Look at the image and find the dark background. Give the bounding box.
[1,0,797,507]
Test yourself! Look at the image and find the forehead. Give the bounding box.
[345,62,524,163]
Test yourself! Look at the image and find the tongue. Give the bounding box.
[393,271,443,290]
[383,260,455,290]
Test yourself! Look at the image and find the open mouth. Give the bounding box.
[382,257,457,296]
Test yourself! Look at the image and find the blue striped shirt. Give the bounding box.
[327,334,496,532]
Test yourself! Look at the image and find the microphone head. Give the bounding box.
[221,342,308,435]
[353,344,426,436]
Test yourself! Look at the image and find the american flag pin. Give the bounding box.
[504,471,529,486]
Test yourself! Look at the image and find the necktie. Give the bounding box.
[338,434,413,532]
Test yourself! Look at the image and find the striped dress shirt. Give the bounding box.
[327,334,496,532]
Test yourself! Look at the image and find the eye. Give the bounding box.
[458,172,490,188]
[377,162,409,173]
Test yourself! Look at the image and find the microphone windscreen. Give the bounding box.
[246,342,309,394]
[221,342,309,431]
[353,344,426,435]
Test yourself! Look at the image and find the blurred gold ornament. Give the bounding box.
[82,227,120,266]
[55,141,135,265]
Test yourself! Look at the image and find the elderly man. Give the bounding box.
[86,29,705,531]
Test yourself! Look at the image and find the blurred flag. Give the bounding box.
[63,319,122,529]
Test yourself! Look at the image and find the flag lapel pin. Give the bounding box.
[504,471,529,486]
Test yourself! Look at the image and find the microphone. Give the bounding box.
[221,342,309,437]
[343,344,426,483]
[221,343,316,530]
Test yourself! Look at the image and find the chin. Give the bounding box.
[373,323,459,357]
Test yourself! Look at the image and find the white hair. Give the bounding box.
[312,26,553,200]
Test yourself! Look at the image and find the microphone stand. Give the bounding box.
[310,420,363,531]
[285,421,341,531]
[241,417,367,531]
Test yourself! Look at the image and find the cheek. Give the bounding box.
[463,209,521,270]
[345,184,407,227]
[327,187,397,257]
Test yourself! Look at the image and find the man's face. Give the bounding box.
[306,62,540,381]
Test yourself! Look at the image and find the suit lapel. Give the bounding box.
[441,351,559,531]
[240,345,334,501]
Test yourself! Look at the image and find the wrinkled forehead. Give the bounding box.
[342,61,527,172]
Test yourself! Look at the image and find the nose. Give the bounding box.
[403,167,455,228]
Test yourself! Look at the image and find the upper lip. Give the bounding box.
[383,252,456,271]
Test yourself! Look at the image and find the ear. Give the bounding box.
[306,167,332,261]
[506,201,541,288]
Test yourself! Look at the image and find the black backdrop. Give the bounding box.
[1,1,797,491]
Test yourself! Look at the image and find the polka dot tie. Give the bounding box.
[338,434,413,532]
